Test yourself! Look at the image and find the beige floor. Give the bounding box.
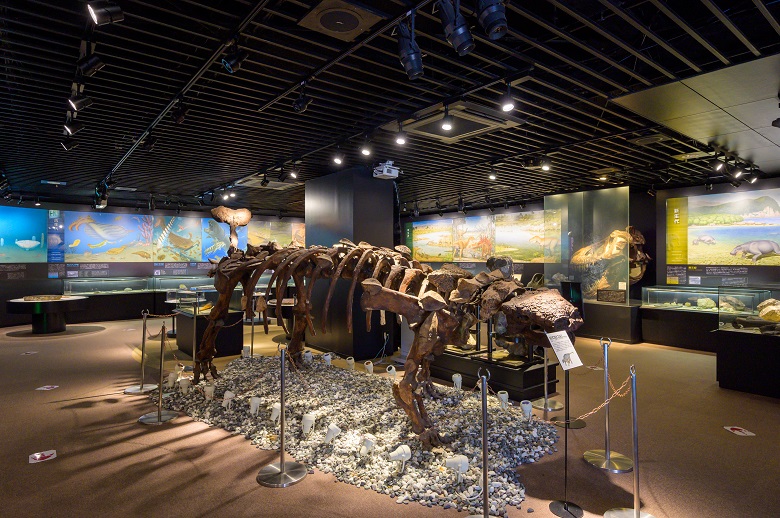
[1,316,778,518]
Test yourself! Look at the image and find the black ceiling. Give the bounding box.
[2,0,780,217]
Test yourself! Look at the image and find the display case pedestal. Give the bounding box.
[576,302,641,344]
[640,307,718,352]
[716,330,779,398]
[176,310,243,358]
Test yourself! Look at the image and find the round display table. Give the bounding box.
[6,296,88,334]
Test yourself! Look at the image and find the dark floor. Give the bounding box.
[1,318,778,518]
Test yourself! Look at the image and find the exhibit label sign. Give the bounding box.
[546,331,582,370]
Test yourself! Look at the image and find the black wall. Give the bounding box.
[305,166,395,359]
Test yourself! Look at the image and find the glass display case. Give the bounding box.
[174,286,243,316]
[718,286,777,334]
[641,285,719,312]
[64,277,151,295]
[151,276,209,292]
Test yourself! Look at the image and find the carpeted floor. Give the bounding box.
[0,316,778,518]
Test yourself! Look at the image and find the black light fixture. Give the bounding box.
[170,98,189,124]
[476,0,508,40]
[94,181,108,209]
[76,53,105,78]
[413,201,420,218]
[733,164,745,178]
[222,40,249,74]
[289,165,299,179]
[88,1,124,26]
[221,191,229,200]
[395,121,407,145]
[60,137,79,151]
[485,192,492,204]
[730,178,742,188]
[68,94,93,111]
[64,117,84,136]
[397,11,423,80]
[438,0,474,56]
[647,184,657,197]
[278,166,290,182]
[34,197,41,207]
[292,82,313,113]
[710,154,725,172]
[435,197,443,216]
[540,156,552,171]
[333,147,345,165]
[441,105,453,131]
[488,165,497,180]
[747,173,758,184]
[705,182,713,191]
[499,80,515,112]
[360,136,372,156]
[140,133,157,151]
[148,194,156,211]
[260,174,270,187]
[457,194,465,213]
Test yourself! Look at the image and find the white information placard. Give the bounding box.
[546,331,582,370]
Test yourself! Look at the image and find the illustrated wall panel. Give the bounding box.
[63,211,150,262]
[0,206,48,263]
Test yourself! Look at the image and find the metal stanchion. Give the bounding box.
[604,366,655,518]
[256,345,307,487]
[467,369,498,518]
[532,348,564,411]
[549,369,584,518]
[250,292,256,358]
[139,323,179,425]
[125,310,157,394]
[584,337,632,473]
[191,299,198,372]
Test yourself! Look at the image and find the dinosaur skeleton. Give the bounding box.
[195,207,584,447]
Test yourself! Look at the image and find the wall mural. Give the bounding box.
[0,206,48,263]
[63,211,149,262]
[667,188,780,266]
[408,210,562,264]
[153,215,202,262]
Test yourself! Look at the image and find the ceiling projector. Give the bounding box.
[373,161,400,180]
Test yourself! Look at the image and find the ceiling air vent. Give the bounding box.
[298,0,383,42]
[383,100,526,144]
[235,176,300,191]
[627,133,671,146]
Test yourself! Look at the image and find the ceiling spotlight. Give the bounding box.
[221,192,229,200]
[598,175,608,181]
[441,105,453,131]
[730,179,742,188]
[360,141,371,156]
[438,0,475,56]
[64,118,85,135]
[485,193,492,204]
[747,174,758,184]
[289,166,298,179]
[88,1,124,26]
[260,174,270,187]
[222,42,249,74]
[397,11,423,80]
[733,166,744,178]
[540,156,552,171]
[395,122,407,145]
[292,82,313,113]
[140,133,157,151]
[229,191,236,198]
[705,183,713,191]
[34,198,41,206]
[710,155,725,172]
[488,166,496,180]
[457,194,465,213]
[435,197,442,211]
[68,94,93,111]
[476,0,508,40]
[170,98,189,124]
[278,167,291,182]
[647,184,657,197]
[149,195,156,211]
[333,148,345,165]
[76,53,105,78]
[499,80,514,112]
[60,137,79,151]
[413,201,420,218]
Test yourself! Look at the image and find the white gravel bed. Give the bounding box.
[159,355,559,516]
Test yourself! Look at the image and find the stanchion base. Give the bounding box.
[256,461,307,488]
[583,449,633,473]
[124,384,158,395]
[550,500,584,518]
[532,398,564,411]
[166,331,176,338]
[551,416,586,429]
[604,508,655,518]
[138,410,179,425]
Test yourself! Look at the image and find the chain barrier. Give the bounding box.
[540,373,633,425]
